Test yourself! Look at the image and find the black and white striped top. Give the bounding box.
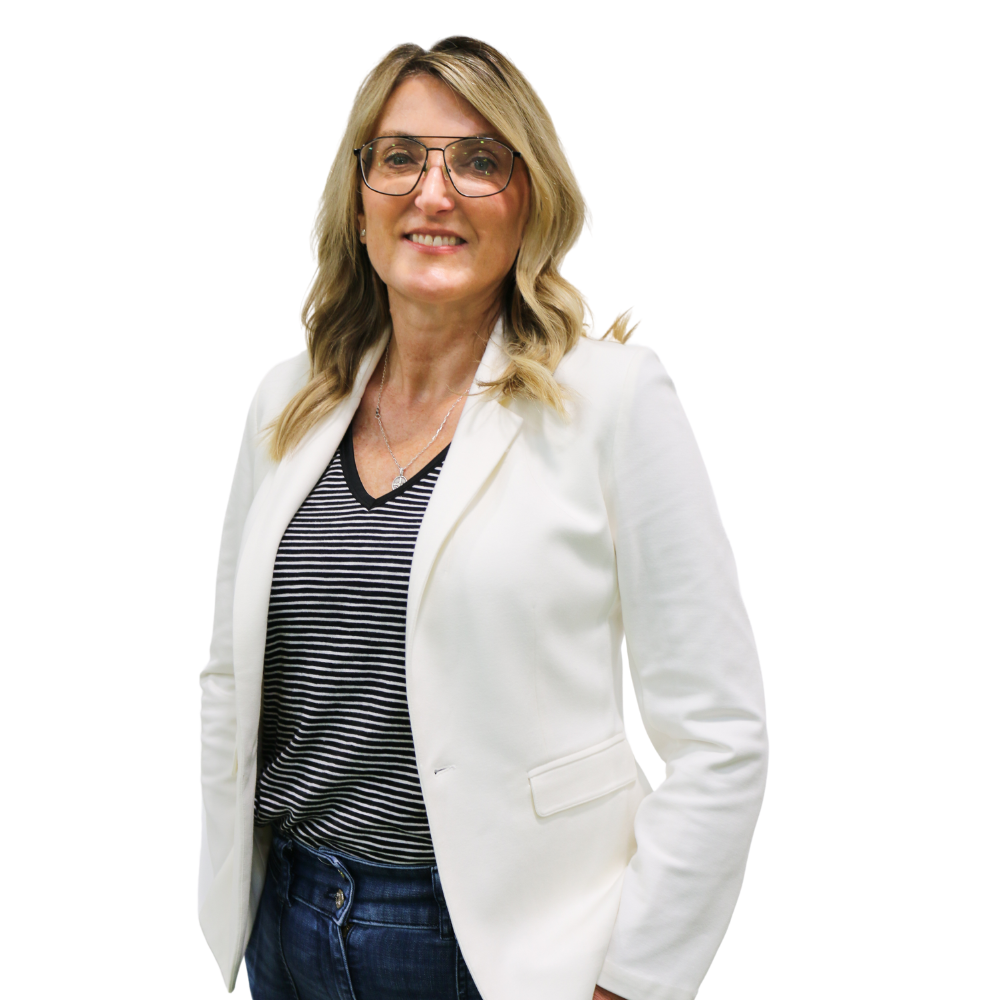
[254,431,447,865]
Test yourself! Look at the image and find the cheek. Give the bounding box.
[477,208,524,269]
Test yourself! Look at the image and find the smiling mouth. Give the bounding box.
[406,233,465,247]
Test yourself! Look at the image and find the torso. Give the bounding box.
[351,348,475,497]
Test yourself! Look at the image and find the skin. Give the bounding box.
[352,73,530,496]
[352,74,627,1000]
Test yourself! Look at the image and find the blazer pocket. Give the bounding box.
[528,733,638,818]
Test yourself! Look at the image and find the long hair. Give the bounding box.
[268,36,633,461]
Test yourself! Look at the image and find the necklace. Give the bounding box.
[375,345,471,490]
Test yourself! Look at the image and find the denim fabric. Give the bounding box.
[245,832,483,1000]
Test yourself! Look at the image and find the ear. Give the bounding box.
[357,212,367,243]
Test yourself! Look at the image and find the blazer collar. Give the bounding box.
[231,330,389,728]
[406,324,523,643]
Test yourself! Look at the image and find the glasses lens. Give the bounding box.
[446,139,514,196]
[360,137,515,197]
[361,137,426,194]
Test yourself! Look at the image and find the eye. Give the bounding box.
[383,151,417,168]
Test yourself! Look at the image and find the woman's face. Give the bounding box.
[358,74,531,316]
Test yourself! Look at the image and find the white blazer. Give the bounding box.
[199,329,767,1000]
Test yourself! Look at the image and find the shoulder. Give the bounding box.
[247,351,311,432]
[556,335,673,414]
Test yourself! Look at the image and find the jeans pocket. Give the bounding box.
[345,922,456,1000]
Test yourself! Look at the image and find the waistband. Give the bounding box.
[269,831,452,936]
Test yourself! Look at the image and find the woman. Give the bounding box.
[199,37,767,1000]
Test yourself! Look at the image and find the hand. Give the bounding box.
[593,988,627,1000]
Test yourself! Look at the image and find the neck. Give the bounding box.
[384,291,499,404]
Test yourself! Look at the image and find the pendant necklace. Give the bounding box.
[375,344,470,490]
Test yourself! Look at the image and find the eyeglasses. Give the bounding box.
[354,136,522,198]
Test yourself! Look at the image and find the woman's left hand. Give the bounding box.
[593,987,626,1000]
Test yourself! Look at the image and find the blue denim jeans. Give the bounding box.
[245,832,483,1000]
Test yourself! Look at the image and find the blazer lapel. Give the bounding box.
[406,329,523,643]
[231,334,389,735]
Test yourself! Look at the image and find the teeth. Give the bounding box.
[408,234,460,246]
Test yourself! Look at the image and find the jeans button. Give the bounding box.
[334,888,345,909]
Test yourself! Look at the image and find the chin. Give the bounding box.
[392,272,475,304]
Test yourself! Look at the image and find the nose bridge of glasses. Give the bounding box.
[421,146,449,171]
[418,147,456,195]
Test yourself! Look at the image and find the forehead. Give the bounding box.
[374,74,494,139]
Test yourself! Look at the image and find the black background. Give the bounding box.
[145,28,808,1000]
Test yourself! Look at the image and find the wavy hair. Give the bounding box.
[269,36,633,460]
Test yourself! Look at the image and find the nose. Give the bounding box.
[413,149,455,213]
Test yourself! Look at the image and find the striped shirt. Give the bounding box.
[254,431,447,864]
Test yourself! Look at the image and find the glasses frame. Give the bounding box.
[353,135,523,198]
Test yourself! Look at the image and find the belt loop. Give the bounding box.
[431,868,453,940]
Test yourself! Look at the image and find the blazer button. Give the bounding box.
[334,889,345,909]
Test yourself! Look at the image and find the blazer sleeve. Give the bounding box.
[597,348,768,1000]
[198,396,262,912]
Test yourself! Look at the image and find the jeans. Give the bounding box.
[245,832,483,1000]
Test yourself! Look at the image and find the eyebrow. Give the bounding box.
[376,131,497,140]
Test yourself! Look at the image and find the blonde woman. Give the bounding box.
[199,36,767,1000]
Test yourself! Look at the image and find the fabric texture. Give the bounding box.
[255,435,448,864]
[245,832,482,1000]
[199,328,768,1000]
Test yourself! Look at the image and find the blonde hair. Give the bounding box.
[269,36,633,461]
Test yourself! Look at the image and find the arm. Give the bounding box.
[598,349,768,1000]
[198,399,261,912]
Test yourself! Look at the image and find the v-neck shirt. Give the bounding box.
[254,432,449,864]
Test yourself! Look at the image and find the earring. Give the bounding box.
[360,229,366,237]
